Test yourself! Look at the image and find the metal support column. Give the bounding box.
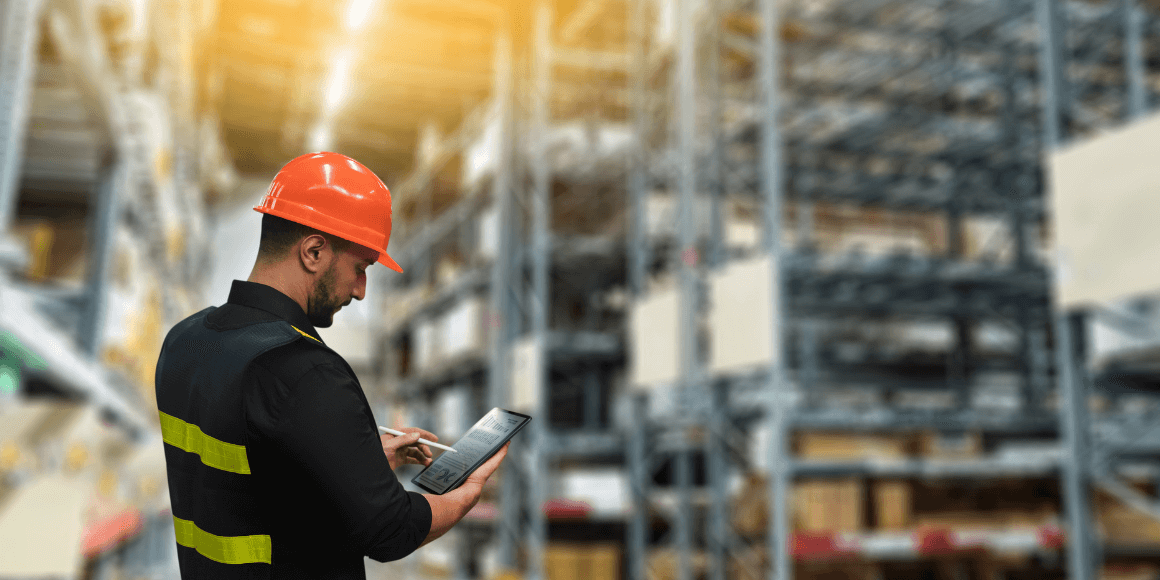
[0,0,46,238]
[675,428,694,580]
[675,0,699,576]
[1122,0,1147,120]
[627,0,652,577]
[525,4,554,579]
[490,31,520,571]
[628,0,650,298]
[628,393,649,580]
[1056,312,1097,580]
[758,0,790,578]
[1038,3,1096,577]
[80,161,126,355]
[583,369,602,430]
[707,380,729,580]
[1037,0,1068,149]
[707,0,725,271]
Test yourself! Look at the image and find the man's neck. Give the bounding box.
[247,266,310,316]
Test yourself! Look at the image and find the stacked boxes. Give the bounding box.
[410,294,490,376]
[794,478,865,533]
[734,431,1067,537]
[544,544,620,580]
[795,432,914,461]
[646,549,707,580]
[1096,485,1160,545]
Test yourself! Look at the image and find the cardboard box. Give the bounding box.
[874,480,911,530]
[439,295,486,361]
[796,432,913,461]
[11,218,88,284]
[909,509,1054,531]
[647,549,706,580]
[917,431,982,459]
[414,320,440,372]
[587,545,620,580]
[812,204,947,257]
[436,255,465,286]
[1097,488,1160,545]
[545,545,582,580]
[1102,564,1160,580]
[546,544,621,580]
[727,545,767,580]
[708,256,776,375]
[793,479,864,533]
[733,473,769,537]
[794,561,880,580]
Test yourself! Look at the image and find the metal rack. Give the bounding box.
[377,3,636,577]
[622,0,1070,579]
[1039,1,1160,579]
[377,1,1160,580]
[0,0,225,576]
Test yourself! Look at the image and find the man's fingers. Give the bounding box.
[399,427,438,443]
[467,442,510,484]
[410,447,430,464]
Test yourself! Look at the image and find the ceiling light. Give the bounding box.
[323,49,354,114]
[309,122,334,152]
[345,0,376,31]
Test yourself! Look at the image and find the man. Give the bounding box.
[155,152,507,579]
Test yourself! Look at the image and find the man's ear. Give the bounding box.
[299,234,329,274]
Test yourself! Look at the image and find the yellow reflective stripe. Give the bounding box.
[173,516,272,565]
[159,411,251,475]
[290,325,321,343]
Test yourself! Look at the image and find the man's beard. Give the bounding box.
[307,264,346,328]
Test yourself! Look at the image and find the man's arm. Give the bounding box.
[268,361,435,561]
[420,442,509,546]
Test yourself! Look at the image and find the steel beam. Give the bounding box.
[1122,0,1147,120]
[524,4,554,580]
[488,31,519,572]
[1056,312,1098,580]
[1037,0,1068,147]
[758,0,790,578]
[626,0,650,575]
[628,395,648,580]
[0,0,47,239]
[79,162,126,356]
[675,0,699,577]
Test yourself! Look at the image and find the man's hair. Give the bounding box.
[257,214,351,264]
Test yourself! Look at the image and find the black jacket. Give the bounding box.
[155,280,431,579]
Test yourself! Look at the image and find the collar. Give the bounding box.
[226,280,325,344]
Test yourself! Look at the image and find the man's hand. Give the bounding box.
[419,441,511,548]
[457,442,510,499]
[380,427,437,470]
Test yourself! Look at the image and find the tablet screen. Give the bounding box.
[412,408,531,495]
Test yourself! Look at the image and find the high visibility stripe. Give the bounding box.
[173,516,272,565]
[290,325,321,343]
[159,411,251,475]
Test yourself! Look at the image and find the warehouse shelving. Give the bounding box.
[374,3,636,578]
[369,1,1160,580]
[0,0,230,577]
[617,0,1077,579]
[1038,0,1160,579]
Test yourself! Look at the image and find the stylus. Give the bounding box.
[378,426,458,453]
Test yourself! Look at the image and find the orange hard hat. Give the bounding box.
[254,152,403,273]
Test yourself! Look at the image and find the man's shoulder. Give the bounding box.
[251,335,351,386]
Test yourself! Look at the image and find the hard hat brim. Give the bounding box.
[378,251,404,273]
[254,202,404,273]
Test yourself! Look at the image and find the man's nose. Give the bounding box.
[352,278,366,301]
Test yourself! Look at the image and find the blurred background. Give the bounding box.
[2,0,1160,579]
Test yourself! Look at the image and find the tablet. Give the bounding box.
[411,407,532,495]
